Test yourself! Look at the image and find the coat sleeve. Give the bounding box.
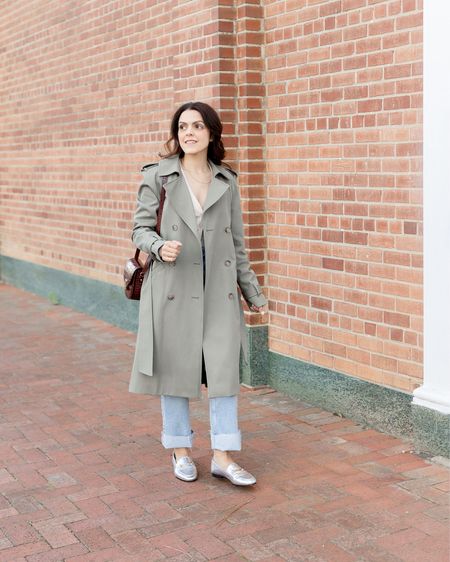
[131,165,166,261]
[230,175,267,308]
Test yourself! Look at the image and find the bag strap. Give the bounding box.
[139,175,168,273]
[156,176,167,235]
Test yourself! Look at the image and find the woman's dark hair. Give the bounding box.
[159,101,226,164]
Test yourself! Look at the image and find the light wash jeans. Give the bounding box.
[161,395,242,451]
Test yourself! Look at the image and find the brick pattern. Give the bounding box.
[1,1,424,392]
[264,0,423,392]
[0,0,231,286]
[234,0,267,326]
[1,285,448,562]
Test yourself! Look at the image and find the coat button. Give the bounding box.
[172,225,178,231]
[225,226,231,233]
[225,260,231,267]
[228,293,234,300]
[167,294,175,300]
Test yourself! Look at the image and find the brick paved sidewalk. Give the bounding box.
[0,284,449,562]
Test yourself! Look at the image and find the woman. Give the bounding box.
[129,101,267,486]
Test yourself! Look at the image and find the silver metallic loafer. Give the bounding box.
[172,453,198,482]
[211,459,256,486]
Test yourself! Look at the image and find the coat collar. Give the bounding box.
[157,155,234,237]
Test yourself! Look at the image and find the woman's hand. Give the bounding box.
[250,303,268,316]
[159,240,182,262]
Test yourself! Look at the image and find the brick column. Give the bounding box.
[235,0,268,386]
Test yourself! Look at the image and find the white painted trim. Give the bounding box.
[413,387,450,415]
[418,0,450,416]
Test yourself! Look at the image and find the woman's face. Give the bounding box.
[177,109,211,156]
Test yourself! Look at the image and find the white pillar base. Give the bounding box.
[413,387,450,415]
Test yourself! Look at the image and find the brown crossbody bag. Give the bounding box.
[123,176,167,300]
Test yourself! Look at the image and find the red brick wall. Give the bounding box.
[265,0,423,392]
[0,0,423,392]
[234,0,267,328]
[0,0,237,285]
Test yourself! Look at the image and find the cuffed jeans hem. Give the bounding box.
[210,431,242,451]
[161,431,194,449]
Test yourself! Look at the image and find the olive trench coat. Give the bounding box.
[129,155,267,399]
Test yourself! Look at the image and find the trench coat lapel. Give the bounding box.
[203,162,230,213]
[158,157,198,238]
[165,175,199,238]
[157,156,231,235]
[203,176,229,213]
